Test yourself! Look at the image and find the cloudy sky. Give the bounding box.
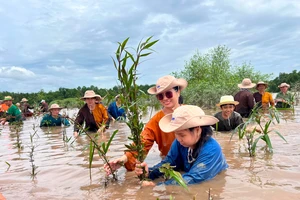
[0,0,299,93]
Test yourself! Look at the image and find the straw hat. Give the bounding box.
[81,90,100,99]
[147,75,188,95]
[278,82,290,88]
[49,104,62,110]
[238,78,256,89]
[21,98,28,102]
[256,81,268,89]
[159,105,219,133]
[41,100,45,103]
[4,96,13,101]
[95,94,103,101]
[216,95,239,107]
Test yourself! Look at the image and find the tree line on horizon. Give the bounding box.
[1,45,299,108]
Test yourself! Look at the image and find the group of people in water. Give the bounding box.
[0,75,294,187]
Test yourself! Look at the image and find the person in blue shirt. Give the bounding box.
[135,105,228,186]
[107,95,126,121]
[40,104,70,127]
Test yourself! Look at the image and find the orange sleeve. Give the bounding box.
[99,104,109,123]
[262,92,275,107]
[124,110,175,171]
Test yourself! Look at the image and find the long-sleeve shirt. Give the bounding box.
[107,101,126,120]
[148,137,228,185]
[234,89,255,118]
[124,110,175,171]
[74,103,108,132]
[275,91,294,108]
[213,111,243,131]
[6,105,22,123]
[40,114,70,127]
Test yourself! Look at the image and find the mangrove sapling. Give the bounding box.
[28,124,40,179]
[159,163,188,191]
[112,36,158,180]
[236,105,287,156]
[67,117,119,181]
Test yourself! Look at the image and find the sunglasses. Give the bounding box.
[156,91,173,100]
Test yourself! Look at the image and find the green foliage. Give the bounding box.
[159,163,188,191]
[237,105,287,156]
[173,45,271,108]
[112,36,158,180]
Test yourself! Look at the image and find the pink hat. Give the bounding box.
[238,78,256,89]
[159,105,218,133]
[147,75,187,95]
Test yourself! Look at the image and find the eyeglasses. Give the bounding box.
[156,91,173,100]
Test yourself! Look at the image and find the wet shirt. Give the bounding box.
[148,137,228,185]
[124,110,175,171]
[6,104,22,123]
[234,89,255,118]
[275,91,294,108]
[213,111,243,131]
[40,114,70,127]
[107,101,126,120]
[74,103,108,132]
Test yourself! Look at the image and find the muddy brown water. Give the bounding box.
[0,107,300,200]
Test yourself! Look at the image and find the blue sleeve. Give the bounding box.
[107,102,117,119]
[60,115,70,126]
[148,140,180,180]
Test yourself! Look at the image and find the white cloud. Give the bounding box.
[0,66,35,79]
[144,13,180,26]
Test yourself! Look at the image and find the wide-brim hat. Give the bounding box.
[278,82,290,88]
[21,98,28,102]
[81,90,99,100]
[4,96,13,101]
[147,75,188,95]
[216,95,239,107]
[256,81,268,89]
[49,103,63,110]
[238,78,256,89]
[159,105,219,133]
[95,95,103,101]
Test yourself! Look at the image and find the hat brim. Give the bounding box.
[278,84,290,88]
[147,78,188,95]
[238,83,256,89]
[159,113,219,133]
[256,83,268,89]
[216,101,239,107]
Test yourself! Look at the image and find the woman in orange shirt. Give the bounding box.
[253,81,275,109]
[104,75,187,172]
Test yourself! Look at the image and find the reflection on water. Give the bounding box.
[1,107,300,199]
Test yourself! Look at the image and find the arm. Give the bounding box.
[74,109,84,132]
[248,93,255,109]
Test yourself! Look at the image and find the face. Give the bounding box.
[280,86,288,93]
[257,84,266,92]
[156,88,180,109]
[50,108,61,117]
[220,104,235,117]
[174,127,201,148]
[85,98,96,107]
[4,100,12,106]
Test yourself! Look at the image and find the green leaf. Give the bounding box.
[274,130,288,143]
[143,40,159,49]
[121,37,130,51]
[140,52,152,57]
[264,134,273,152]
[89,141,95,168]
[104,130,118,153]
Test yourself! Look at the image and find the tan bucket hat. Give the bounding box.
[278,82,290,88]
[147,75,188,95]
[216,95,239,107]
[21,98,28,102]
[4,96,13,101]
[256,81,268,89]
[81,90,100,99]
[159,105,219,133]
[49,103,63,110]
[238,78,256,89]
